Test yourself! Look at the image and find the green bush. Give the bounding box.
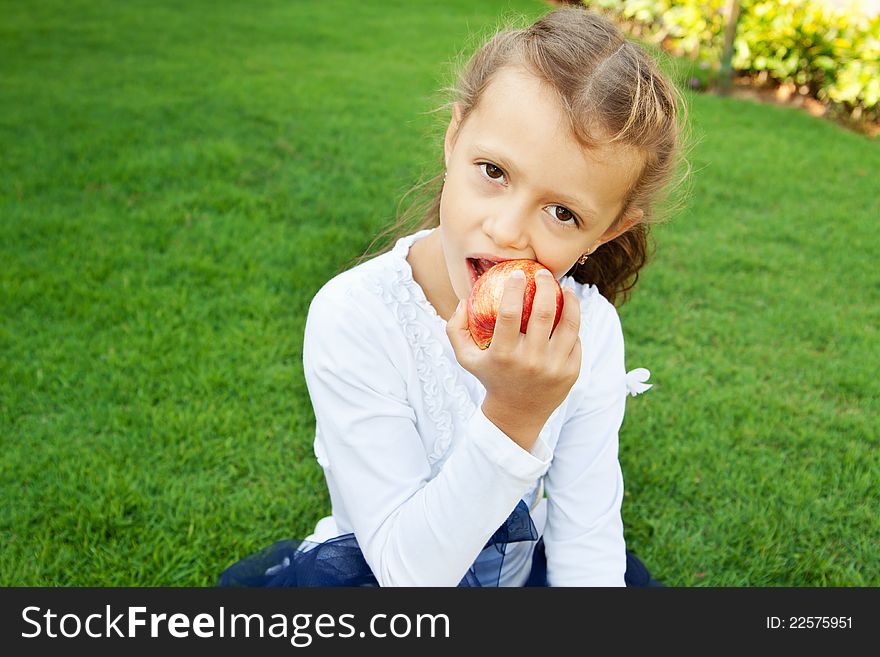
[587,0,880,121]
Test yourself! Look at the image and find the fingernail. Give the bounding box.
[537,269,552,279]
[511,270,525,281]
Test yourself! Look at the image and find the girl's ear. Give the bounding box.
[596,207,644,247]
[444,102,463,168]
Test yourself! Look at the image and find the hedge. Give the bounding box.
[585,0,880,122]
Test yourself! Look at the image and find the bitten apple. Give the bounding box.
[466,259,563,350]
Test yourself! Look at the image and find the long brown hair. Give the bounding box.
[350,5,691,307]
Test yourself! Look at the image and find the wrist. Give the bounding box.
[481,396,546,452]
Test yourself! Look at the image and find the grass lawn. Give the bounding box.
[1,0,877,586]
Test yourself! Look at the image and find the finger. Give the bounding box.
[524,268,563,346]
[489,269,526,349]
[565,335,583,377]
[549,288,581,354]
[446,298,480,362]
[547,288,581,365]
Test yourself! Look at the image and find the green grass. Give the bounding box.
[1,0,877,586]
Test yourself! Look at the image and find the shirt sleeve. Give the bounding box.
[302,279,550,586]
[542,294,628,587]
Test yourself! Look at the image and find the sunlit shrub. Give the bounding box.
[586,0,879,121]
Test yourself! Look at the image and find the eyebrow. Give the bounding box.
[472,142,599,218]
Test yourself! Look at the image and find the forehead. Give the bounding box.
[462,66,643,211]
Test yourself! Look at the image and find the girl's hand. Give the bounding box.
[446,268,582,451]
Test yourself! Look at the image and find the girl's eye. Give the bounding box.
[549,205,578,227]
[479,162,506,182]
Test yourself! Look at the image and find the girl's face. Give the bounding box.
[438,66,645,306]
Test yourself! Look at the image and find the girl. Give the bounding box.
[219,5,687,587]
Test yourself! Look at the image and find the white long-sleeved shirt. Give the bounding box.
[301,228,649,586]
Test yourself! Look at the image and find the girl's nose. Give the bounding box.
[483,202,530,252]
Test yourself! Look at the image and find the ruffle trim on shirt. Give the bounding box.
[362,230,476,470]
[625,368,652,396]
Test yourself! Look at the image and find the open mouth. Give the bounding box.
[467,258,500,285]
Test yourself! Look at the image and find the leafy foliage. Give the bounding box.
[587,0,880,121]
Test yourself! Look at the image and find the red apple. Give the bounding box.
[466,259,563,350]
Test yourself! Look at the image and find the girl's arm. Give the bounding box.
[542,294,628,586]
[302,279,550,586]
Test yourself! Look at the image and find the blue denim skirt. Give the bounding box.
[219,500,663,587]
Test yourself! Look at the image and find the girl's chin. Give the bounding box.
[453,278,474,303]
